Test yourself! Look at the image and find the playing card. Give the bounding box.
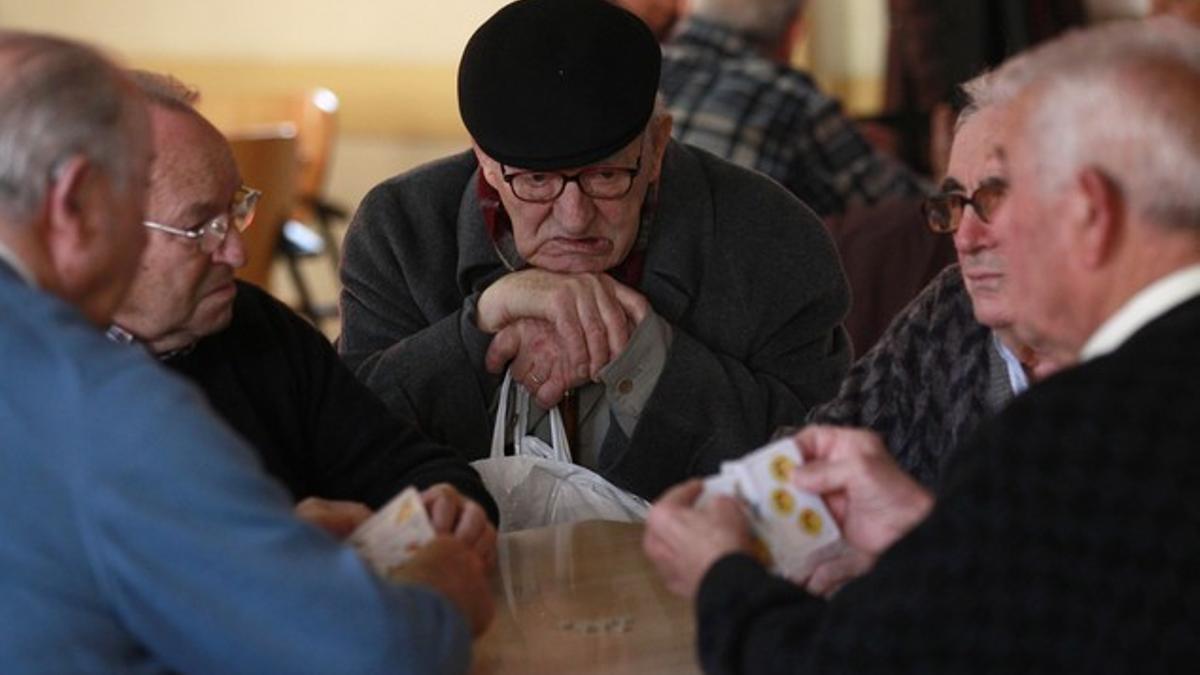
[700,438,842,579]
[347,487,436,576]
[698,471,740,508]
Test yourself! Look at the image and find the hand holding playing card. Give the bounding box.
[791,425,934,557]
[347,487,437,576]
[347,488,494,636]
[643,480,755,598]
[698,437,844,581]
[387,537,495,637]
[295,497,374,539]
[420,483,498,569]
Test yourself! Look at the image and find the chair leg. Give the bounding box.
[311,198,346,274]
[285,251,321,323]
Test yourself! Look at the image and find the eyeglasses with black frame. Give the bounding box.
[143,185,261,254]
[501,154,642,203]
[922,179,1008,234]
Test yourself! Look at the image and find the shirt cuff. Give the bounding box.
[597,310,673,437]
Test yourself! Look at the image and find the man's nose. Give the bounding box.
[953,206,993,255]
[552,181,595,232]
[213,227,247,269]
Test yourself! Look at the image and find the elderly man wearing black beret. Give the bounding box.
[338,0,850,503]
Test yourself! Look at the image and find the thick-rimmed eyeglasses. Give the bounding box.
[502,155,641,203]
[922,179,1008,234]
[144,185,261,254]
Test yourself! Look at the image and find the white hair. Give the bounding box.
[0,31,144,225]
[688,0,806,46]
[998,17,1200,229]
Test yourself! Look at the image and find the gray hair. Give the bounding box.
[995,17,1200,229]
[0,31,144,224]
[127,70,199,112]
[688,0,806,47]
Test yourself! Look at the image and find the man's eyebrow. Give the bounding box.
[939,177,966,193]
[179,200,224,227]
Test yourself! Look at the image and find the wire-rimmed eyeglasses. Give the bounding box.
[143,185,260,253]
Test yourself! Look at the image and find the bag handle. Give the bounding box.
[489,368,571,462]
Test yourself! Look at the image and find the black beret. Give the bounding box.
[458,0,662,170]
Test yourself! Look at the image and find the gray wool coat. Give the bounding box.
[338,141,850,501]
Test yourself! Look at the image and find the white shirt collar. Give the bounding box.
[0,239,36,287]
[993,333,1030,395]
[1080,263,1200,361]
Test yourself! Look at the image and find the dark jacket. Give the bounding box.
[698,295,1200,674]
[338,141,851,501]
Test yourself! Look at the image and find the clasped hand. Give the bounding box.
[478,268,649,407]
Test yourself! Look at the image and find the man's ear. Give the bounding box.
[44,154,95,252]
[471,143,504,191]
[1071,167,1123,269]
[41,154,106,313]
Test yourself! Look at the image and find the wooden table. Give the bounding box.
[472,520,701,674]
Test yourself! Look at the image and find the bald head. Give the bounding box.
[112,74,247,353]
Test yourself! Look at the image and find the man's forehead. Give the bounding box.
[147,109,238,214]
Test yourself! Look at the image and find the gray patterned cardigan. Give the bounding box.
[809,264,1012,489]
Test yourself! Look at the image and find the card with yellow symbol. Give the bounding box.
[347,487,435,577]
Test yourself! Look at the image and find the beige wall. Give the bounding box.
[802,0,888,115]
[0,0,502,61]
[0,0,889,210]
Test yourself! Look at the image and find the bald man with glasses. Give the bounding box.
[109,71,499,554]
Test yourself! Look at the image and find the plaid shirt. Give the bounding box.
[661,18,929,217]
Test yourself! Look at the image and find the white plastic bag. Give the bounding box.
[472,370,649,532]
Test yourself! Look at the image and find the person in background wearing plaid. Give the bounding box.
[659,0,928,218]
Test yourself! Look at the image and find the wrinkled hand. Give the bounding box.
[421,483,498,569]
[485,318,591,407]
[477,268,648,381]
[791,426,934,557]
[295,497,373,539]
[387,536,494,637]
[643,480,755,599]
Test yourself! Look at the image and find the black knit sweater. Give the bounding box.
[165,282,498,522]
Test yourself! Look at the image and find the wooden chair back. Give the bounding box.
[198,88,339,203]
[226,126,299,289]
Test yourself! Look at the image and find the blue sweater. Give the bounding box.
[0,266,470,674]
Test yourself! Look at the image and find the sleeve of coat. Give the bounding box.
[259,288,499,522]
[337,163,501,457]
